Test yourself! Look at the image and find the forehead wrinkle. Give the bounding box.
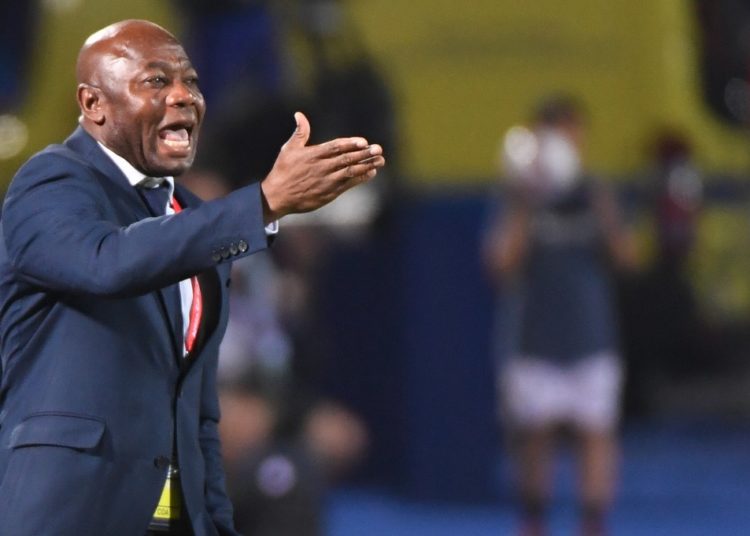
[80,49,132,89]
[77,39,133,85]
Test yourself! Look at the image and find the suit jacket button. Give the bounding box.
[229,243,239,256]
[211,251,222,263]
[220,247,231,260]
[154,456,170,469]
[237,240,248,253]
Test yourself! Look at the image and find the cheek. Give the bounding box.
[104,115,135,151]
[139,105,163,147]
[192,89,206,113]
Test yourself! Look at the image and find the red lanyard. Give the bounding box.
[170,196,203,353]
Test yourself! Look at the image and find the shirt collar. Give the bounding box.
[97,142,175,195]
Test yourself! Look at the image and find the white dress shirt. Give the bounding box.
[99,143,195,354]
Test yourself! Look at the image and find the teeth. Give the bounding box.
[163,138,190,149]
[160,127,190,150]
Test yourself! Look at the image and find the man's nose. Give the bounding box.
[166,81,199,107]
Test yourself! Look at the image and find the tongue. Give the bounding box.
[161,128,189,141]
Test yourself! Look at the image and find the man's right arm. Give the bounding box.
[3,113,385,297]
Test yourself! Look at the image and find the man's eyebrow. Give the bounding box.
[144,61,172,71]
[144,60,196,72]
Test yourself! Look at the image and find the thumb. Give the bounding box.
[285,111,310,148]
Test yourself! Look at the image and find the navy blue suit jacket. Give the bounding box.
[0,127,269,535]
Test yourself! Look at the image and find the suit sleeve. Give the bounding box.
[2,152,268,297]
[199,351,239,535]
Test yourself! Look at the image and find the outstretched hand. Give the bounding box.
[260,112,386,223]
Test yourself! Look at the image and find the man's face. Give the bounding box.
[97,35,205,177]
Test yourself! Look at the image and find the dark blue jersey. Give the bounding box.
[515,181,619,362]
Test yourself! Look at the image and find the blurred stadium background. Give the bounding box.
[2,1,750,534]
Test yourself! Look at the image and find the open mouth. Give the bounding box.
[158,121,194,155]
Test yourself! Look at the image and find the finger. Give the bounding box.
[282,111,311,149]
[331,157,385,181]
[359,155,386,168]
[327,146,384,172]
[367,143,384,155]
[315,136,369,157]
[355,146,386,166]
[358,155,382,165]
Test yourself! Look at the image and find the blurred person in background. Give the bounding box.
[269,0,400,404]
[294,0,400,222]
[180,171,370,535]
[648,132,703,268]
[175,6,395,527]
[177,0,398,217]
[482,95,635,536]
[618,130,707,415]
[218,385,368,536]
[175,4,398,394]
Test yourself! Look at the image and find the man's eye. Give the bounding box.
[184,77,199,87]
[147,76,168,87]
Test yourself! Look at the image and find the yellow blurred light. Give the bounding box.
[0,115,29,160]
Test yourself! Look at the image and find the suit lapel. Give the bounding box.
[135,186,185,360]
[172,187,224,369]
[65,127,184,361]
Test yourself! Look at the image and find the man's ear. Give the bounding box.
[77,84,105,125]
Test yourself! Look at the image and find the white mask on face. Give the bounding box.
[535,127,581,193]
[501,126,581,199]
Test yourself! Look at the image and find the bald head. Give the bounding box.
[75,19,205,177]
[76,20,178,87]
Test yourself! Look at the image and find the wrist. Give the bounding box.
[260,180,283,224]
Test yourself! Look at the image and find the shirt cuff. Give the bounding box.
[265,221,279,236]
